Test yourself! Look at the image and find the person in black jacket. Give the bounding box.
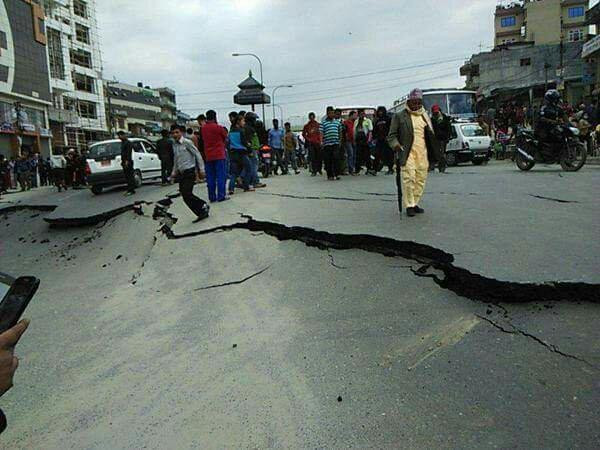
[117,131,136,195]
[431,104,452,173]
[373,106,393,175]
[156,130,174,185]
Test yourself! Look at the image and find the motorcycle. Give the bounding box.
[295,143,307,169]
[515,125,587,172]
[258,144,272,178]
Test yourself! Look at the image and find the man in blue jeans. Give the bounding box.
[201,110,229,202]
[268,119,284,175]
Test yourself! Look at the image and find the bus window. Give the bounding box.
[448,93,477,118]
[423,94,448,115]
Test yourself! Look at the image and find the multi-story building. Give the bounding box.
[461,41,586,104]
[494,0,589,47]
[40,0,108,152]
[582,2,600,95]
[462,0,591,106]
[0,0,53,156]
[104,81,165,136]
[157,87,176,130]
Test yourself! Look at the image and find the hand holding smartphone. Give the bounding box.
[0,273,39,434]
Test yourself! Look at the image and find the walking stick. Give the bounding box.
[395,156,402,217]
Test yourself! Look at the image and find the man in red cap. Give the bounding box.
[431,104,452,173]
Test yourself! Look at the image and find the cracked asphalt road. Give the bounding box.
[0,162,599,449]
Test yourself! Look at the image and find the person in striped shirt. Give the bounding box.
[319,106,344,180]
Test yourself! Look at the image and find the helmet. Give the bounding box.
[544,89,561,106]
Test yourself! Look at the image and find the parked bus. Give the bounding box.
[389,89,478,121]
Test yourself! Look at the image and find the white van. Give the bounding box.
[86,138,162,195]
[446,123,491,166]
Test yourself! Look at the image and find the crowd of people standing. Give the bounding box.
[0,147,90,198]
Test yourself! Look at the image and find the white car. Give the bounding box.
[86,138,162,195]
[446,123,492,166]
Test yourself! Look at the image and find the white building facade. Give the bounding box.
[41,0,107,152]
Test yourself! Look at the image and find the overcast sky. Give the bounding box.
[97,0,503,124]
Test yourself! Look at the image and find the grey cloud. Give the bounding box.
[98,0,499,123]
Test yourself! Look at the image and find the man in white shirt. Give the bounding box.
[171,126,209,223]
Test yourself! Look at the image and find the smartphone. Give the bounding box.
[0,275,39,334]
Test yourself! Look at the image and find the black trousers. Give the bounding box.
[356,139,371,172]
[323,145,340,178]
[122,163,136,192]
[179,169,207,217]
[309,143,322,174]
[160,158,173,184]
[438,141,448,172]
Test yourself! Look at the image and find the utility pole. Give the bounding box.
[559,19,564,93]
[544,62,551,92]
[105,80,115,137]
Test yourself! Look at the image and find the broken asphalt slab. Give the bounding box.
[1,162,599,448]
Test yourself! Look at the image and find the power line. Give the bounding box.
[176,55,467,97]
[179,71,457,112]
[177,64,460,107]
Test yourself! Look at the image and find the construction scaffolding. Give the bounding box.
[39,0,109,153]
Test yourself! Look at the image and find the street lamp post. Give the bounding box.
[273,104,284,123]
[271,85,293,124]
[232,52,265,121]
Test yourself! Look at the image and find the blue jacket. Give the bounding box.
[228,127,249,153]
[268,128,284,149]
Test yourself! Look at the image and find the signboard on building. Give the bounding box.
[582,34,600,58]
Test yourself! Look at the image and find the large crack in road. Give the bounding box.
[156,214,599,306]
[150,203,599,366]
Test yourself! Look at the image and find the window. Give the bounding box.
[568,6,585,18]
[47,28,65,80]
[501,16,516,27]
[72,72,95,93]
[73,0,88,18]
[460,125,487,137]
[569,29,584,42]
[132,142,144,153]
[520,58,531,66]
[78,100,97,119]
[75,23,90,44]
[63,97,77,111]
[69,48,92,68]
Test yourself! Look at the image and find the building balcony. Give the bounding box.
[495,4,524,17]
[48,107,78,124]
[160,98,177,109]
[111,108,128,117]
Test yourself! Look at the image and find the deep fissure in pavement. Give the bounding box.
[160,215,599,306]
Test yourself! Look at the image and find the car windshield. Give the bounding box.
[461,125,487,137]
[88,142,121,159]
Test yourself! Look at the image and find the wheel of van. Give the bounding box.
[134,170,143,188]
[91,185,103,195]
[445,152,457,166]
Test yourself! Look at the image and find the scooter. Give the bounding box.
[259,145,272,178]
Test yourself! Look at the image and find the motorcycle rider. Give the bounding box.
[535,89,567,157]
